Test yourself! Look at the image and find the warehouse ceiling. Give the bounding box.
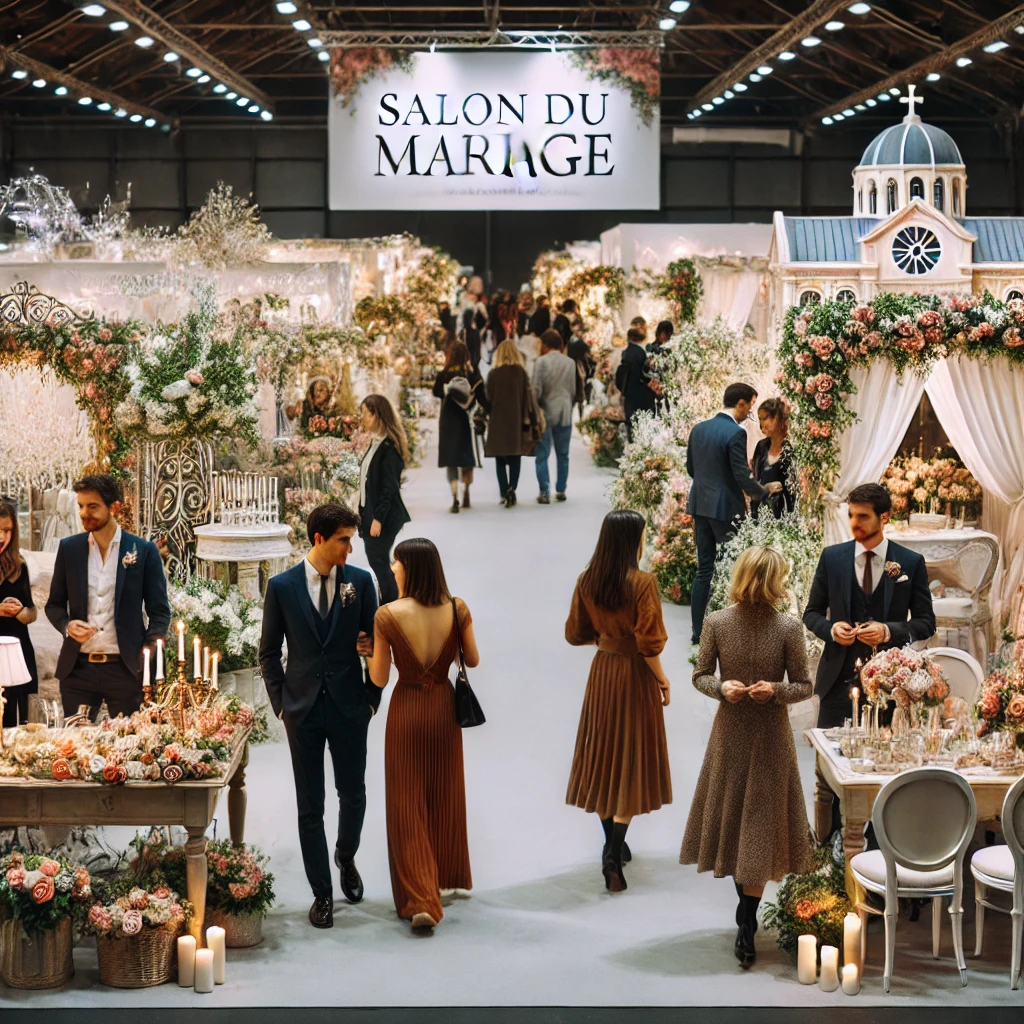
[1,0,1023,130]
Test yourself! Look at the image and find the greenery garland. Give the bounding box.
[778,291,1024,501]
[354,294,416,336]
[563,265,626,310]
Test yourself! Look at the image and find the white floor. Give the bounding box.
[6,422,1021,1007]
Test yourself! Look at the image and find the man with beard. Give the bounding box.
[46,475,170,720]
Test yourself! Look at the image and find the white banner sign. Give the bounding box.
[328,52,660,211]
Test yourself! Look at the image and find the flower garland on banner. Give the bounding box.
[330,48,414,108]
[779,292,1024,500]
[568,49,660,127]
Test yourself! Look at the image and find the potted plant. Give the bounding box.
[0,851,92,989]
[85,881,191,988]
[202,840,275,947]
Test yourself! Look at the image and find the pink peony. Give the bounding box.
[810,337,834,358]
[795,352,814,368]
[894,316,915,337]
[969,322,995,341]
[121,909,143,936]
[185,369,204,385]
[864,331,883,348]
[88,904,113,930]
[852,305,875,324]
[98,327,113,342]
[816,374,834,392]
[38,859,60,877]
[6,867,25,888]
[815,392,833,410]
[916,309,942,328]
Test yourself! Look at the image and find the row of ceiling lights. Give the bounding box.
[273,2,331,64]
[685,2,872,120]
[9,66,166,127]
[820,24,1024,124]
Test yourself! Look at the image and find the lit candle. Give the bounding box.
[155,638,165,681]
[193,948,214,993]
[142,646,150,691]
[177,620,185,662]
[819,945,840,992]
[851,687,859,731]
[203,645,210,681]
[841,963,860,995]
[797,934,817,984]
[177,934,196,987]
[206,925,226,984]
[212,652,219,690]
[843,912,862,971]
[193,636,201,680]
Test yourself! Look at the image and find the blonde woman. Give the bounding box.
[483,339,535,507]
[680,545,812,968]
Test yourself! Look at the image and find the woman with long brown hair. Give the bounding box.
[0,500,39,726]
[432,341,483,514]
[483,339,535,507]
[369,538,479,932]
[565,509,672,893]
[358,395,411,605]
[751,397,796,519]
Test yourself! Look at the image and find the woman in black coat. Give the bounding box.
[358,396,412,604]
[483,340,535,507]
[433,342,482,514]
[751,397,796,520]
[0,501,38,726]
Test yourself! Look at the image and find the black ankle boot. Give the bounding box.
[603,822,629,893]
[735,893,761,968]
[734,882,744,926]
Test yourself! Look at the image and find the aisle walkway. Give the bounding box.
[13,424,1017,1009]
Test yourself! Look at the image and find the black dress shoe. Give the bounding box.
[334,849,364,904]
[309,896,333,928]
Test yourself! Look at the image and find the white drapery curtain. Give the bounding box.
[698,267,761,333]
[925,356,1024,625]
[823,364,927,547]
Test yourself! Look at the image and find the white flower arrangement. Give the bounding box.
[167,577,263,670]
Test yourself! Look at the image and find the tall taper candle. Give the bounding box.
[193,636,201,679]
[193,948,214,993]
[203,645,210,681]
[206,925,226,984]
[851,687,859,731]
[177,620,185,662]
[797,934,817,984]
[177,934,196,987]
[211,652,219,690]
[142,646,150,691]
[155,638,165,681]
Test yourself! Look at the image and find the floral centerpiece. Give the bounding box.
[85,883,190,940]
[860,647,950,735]
[975,654,1024,740]
[882,454,983,521]
[577,406,625,468]
[168,575,263,672]
[650,476,698,605]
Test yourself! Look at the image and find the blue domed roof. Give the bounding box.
[859,118,963,168]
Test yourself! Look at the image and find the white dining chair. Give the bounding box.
[851,767,977,992]
[928,647,985,707]
[970,775,1024,988]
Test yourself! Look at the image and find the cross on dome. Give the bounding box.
[900,84,924,123]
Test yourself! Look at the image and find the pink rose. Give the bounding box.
[852,305,875,324]
[6,867,25,888]
[864,331,883,348]
[815,392,833,410]
[895,316,915,337]
[816,374,834,392]
[152,886,171,900]
[31,875,55,904]
[185,369,204,385]
[969,322,995,340]
[98,327,112,342]
[170,903,183,917]
[121,908,143,935]
[81,358,94,372]
[795,352,814,368]
[924,325,944,343]
[916,310,942,328]
[88,904,112,930]
[38,859,60,877]
[1004,328,1024,348]
[810,337,834,358]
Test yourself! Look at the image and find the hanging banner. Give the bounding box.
[328,50,660,211]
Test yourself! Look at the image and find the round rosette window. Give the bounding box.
[892,226,941,275]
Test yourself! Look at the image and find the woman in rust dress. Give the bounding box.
[369,537,479,932]
[680,545,812,968]
[566,509,672,893]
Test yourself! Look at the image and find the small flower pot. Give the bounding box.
[96,926,180,988]
[0,916,74,989]
[206,908,264,948]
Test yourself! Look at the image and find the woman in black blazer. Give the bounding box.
[358,395,411,605]
[750,397,796,520]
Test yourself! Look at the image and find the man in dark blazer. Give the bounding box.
[616,326,659,442]
[804,482,935,729]
[259,501,378,930]
[686,383,776,645]
[46,475,169,720]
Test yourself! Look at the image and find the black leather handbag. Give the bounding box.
[451,597,485,728]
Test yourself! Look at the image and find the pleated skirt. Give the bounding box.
[385,680,472,922]
[566,651,672,820]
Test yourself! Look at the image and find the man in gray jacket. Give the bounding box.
[532,329,579,504]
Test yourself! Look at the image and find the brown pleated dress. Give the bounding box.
[376,601,472,923]
[565,571,672,819]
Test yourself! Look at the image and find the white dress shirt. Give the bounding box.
[359,435,384,509]
[854,538,888,595]
[81,526,121,654]
[304,556,336,616]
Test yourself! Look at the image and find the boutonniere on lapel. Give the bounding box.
[341,582,357,608]
[121,545,138,569]
[884,560,908,583]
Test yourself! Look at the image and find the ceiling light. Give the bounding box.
[307,37,323,48]
[889,87,900,94]
[109,20,128,30]
[724,89,734,98]
[843,107,855,116]
[1017,26,1024,34]
[701,102,713,111]
[834,113,845,120]
[213,83,227,93]
[658,17,677,30]
[711,96,724,105]
[801,35,821,47]
[955,56,972,67]
[292,18,311,30]
[317,50,330,62]
[778,51,797,60]
[236,97,249,106]
[144,117,156,127]
[135,36,154,48]
[984,40,1009,53]
[865,97,877,106]
[260,110,273,121]
[926,72,941,81]
[32,78,46,88]
[226,91,238,100]
[81,4,106,15]
[878,92,890,100]
[248,104,259,112]
[687,112,694,120]
[822,116,834,125]
[55,85,68,95]
[733,82,748,91]
[97,101,111,111]
[129,113,142,122]
[186,67,202,77]
[197,74,210,83]
[114,108,127,117]
[855,103,866,110]
[692,108,702,117]
[848,2,871,12]
[669,0,691,11]
[749,73,762,82]
[11,70,28,79]
[163,51,180,62]
[825,20,844,30]
[757,65,773,75]
[78,96,93,105]
[276,1,297,12]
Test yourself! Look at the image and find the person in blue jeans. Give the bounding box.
[532,329,579,504]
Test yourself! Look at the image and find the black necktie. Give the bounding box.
[318,574,330,618]
[862,550,874,596]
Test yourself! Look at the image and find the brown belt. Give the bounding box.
[597,637,639,656]
[80,653,119,663]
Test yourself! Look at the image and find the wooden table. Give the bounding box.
[807,728,1016,902]
[0,739,249,945]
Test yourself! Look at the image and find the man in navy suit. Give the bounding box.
[259,501,378,930]
[804,482,935,729]
[616,326,658,442]
[46,475,170,720]
[686,383,778,644]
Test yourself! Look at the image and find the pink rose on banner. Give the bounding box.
[121,909,143,936]
[185,369,204,385]
[815,392,833,410]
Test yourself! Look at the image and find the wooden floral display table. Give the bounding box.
[0,738,249,944]
[806,727,1017,903]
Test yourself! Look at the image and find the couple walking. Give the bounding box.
[260,503,478,934]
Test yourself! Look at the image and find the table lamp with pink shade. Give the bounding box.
[0,634,32,745]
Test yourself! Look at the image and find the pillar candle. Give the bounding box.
[203,645,210,681]
[819,945,840,992]
[193,636,201,679]
[843,912,862,970]
[212,652,219,690]
[177,621,185,662]
[193,948,214,993]
[177,934,196,987]
[851,687,859,730]
[797,934,817,984]
[155,638,165,681]
[841,963,860,995]
[206,925,226,984]
[142,646,150,691]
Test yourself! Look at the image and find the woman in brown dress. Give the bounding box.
[369,538,478,932]
[566,509,672,893]
[680,545,812,968]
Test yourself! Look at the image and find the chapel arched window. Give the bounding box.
[953,179,961,216]
[887,179,898,214]
[933,178,944,211]
[799,290,821,307]
[858,188,863,213]
[910,177,924,200]
[1006,289,1024,302]
[836,288,857,304]
[868,181,877,214]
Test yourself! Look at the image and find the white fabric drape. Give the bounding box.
[824,364,927,547]
[925,356,1024,624]
[698,268,761,333]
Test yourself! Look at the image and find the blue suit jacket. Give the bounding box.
[45,531,171,681]
[258,560,378,721]
[686,412,768,523]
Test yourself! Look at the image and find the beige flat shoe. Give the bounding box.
[411,912,437,931]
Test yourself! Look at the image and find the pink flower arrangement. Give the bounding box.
[851,305,875,323]
[809,337,834,358]
[969,322,995,341]
[1005,328,1024,348]
[814,392,833,410]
